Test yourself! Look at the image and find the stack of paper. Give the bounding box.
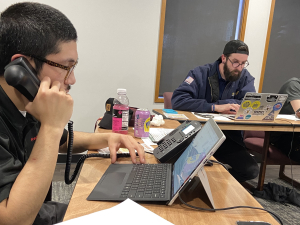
[57,199,174,225]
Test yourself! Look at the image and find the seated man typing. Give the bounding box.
[270,78,300,163]
[0,3,144,225]
[172,40,259,183]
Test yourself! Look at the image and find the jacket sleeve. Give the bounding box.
[171,70,214,113]
[215,73,256,105]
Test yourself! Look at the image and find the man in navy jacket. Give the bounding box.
[172,40,259,183]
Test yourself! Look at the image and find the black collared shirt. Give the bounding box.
[0,85,40,202]
[0,85,67,224]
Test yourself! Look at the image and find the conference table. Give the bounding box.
[153,109,300,132]
[63,119,280,224]
[153,109,300,191]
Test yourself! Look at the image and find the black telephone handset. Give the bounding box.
[4,57,40,101]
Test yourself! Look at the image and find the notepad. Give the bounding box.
[162,109,178,114]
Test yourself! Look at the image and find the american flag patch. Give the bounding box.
[184,76,194,85]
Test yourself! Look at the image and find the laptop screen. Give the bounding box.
[172,121,220,195]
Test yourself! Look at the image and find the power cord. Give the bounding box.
[208,159,229,172]
[287,123,295,190]
[64,121,136,185]
[205,158,286,224]
[178,192,283,225]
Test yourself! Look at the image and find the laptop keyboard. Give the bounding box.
[120,164,171,200]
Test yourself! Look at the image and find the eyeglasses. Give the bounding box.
[227,57,249,68]
[31,55,78,81]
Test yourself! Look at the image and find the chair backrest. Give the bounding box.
[243,130,265,139]
[243,130,299,165]
[163,92,173,109]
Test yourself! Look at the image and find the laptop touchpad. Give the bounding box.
[89,172,126,199]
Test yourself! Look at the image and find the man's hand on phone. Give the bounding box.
[25,76,73,130]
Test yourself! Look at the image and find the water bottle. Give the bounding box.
[112,88,129,134]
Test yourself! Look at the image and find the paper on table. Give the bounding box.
[141,137,156,147]
[148,128,174,143]
[98,147,130,154]
[56,198,174,225]
[192,112,232,121]
[140,142,154,154]
[163,113,189,119]
[98,144,153,154]
[276,114,300,121]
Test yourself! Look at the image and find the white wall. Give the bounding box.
[0,0,163,133]
[243,0,272,91]
[0,0,272,132]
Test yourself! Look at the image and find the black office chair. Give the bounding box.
[244,130,300,190]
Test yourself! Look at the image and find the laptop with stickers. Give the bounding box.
[226,92,288,121]
[87,118,226,205]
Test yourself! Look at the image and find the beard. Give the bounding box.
[223,60,242,82]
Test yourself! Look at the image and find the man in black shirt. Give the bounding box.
[270,77,300,162]
[0,3,145,225]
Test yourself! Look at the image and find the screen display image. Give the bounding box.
[172,122,219,195]
[182,124,194,134]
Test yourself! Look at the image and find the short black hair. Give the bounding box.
[0,2,77,75]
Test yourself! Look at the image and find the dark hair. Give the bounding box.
[224,46,248,58]
[0,2,77,75]
[223,40,249,56]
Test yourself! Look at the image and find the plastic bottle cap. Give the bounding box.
[117,88,127,94]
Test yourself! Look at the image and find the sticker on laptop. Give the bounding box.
[236,115,244,119]
[263,105,272,111]
[251,101,261,109]
[266,95,278,102]
[273,102,282,111]
[253,110,265,116]
[242,100,252,109]
[244,108,253,115]
[262,110,275,120]
[278,95,288,103]
[245,115,252,119]
[244,93,262,100]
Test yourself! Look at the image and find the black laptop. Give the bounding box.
[87,118,226,205]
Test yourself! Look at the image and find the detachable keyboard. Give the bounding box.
[120,164,172,201]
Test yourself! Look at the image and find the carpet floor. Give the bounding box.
[247,178,300,225]
[52,181,76,205]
